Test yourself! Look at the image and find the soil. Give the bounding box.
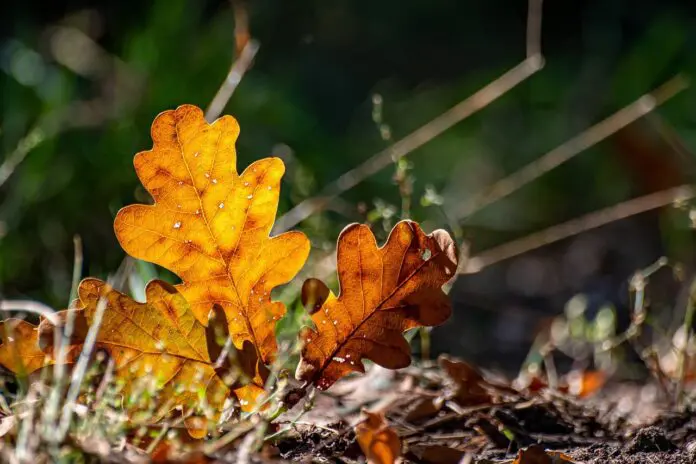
[256,364,696,464]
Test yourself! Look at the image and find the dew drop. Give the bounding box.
[212,179,218,184]
[178,181,183,185]
[218,202,224,209]
[244,182,249,187]
[173,222,181,229]
[247,194,253,200]
[333,320,338,325]
[194,152,199,157]
[267,186,272,190]
[205,173,210,178]
[195,209,200,215]
[177,204,182,209]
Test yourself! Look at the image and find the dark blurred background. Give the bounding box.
[2,0,696,371]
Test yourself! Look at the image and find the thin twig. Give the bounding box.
[274,0,547,233]
[205,39,260,122]
[0,127,46,189]
[0,300,58,325]
[461,185,694,274]
[274,56,544,232]
[451,75,689,222]
[526,0,543,58]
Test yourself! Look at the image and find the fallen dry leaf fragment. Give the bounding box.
[408,444,466,464]
[404,396,443,422]
[296,220,457,389]
[113,104,310,376]
[515,369,606,399]
[438,355,492,406]
[0,319,53,375]
[513,445,577,464]
[355,410,401,464]
[565,370,606,398]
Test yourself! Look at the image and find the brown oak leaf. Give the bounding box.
[0,319,56,375]
[296,220,457,389]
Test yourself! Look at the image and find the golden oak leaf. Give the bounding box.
[113,104,310,369]
[0,279,236,422]
[296,220,458,389]
[73,278,231,418]
[355,410,401,464]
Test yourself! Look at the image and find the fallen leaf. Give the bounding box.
[404,396,443,422]
[0,319,53,375]
[513,445,576,464]
[2,279,231,424]
[296,220,457,389]
[438,355,491,406]
[408,444,466,464]
[565,370,606,398]
[515,369,606,399]
[113,105,310,381]
[355,410,401,464]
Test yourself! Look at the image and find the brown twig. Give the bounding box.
[273,0,546,233]
[274,56,543,232]
[461,184,694,274]
[205,39,259,122]
[451,75,690,223]
[526,0,543,58]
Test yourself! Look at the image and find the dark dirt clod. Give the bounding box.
[625,426,677,453]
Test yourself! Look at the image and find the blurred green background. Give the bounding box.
[1,0,696,315]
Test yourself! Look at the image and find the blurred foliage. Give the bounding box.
[1,0,696,311]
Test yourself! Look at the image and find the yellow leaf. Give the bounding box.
[2,279,230,423]
[114,104,310,370]
[296,220,457,389]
